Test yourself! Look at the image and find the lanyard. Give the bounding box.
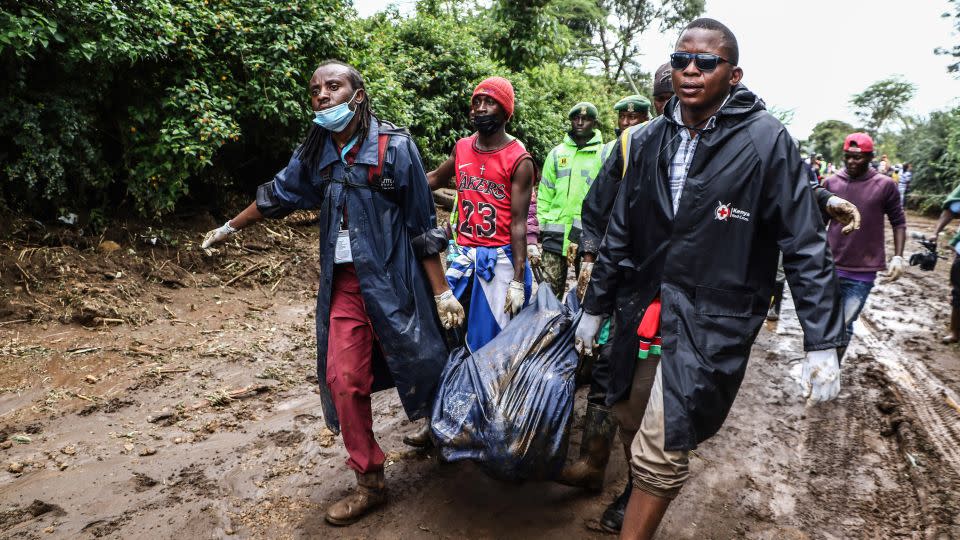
[339,134,360,165]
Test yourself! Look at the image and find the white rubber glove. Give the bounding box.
[504,280,526,315]
[801,349,841,405]
[887,255,905,281]
[527,244,542,267]
[574,312,604,356]
[825,196,861,235]
[434,290,465,329]
[576,261,594,301]
[201,221,238,249]
[566,242,579,265]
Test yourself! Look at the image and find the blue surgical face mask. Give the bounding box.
[313,89,359,132]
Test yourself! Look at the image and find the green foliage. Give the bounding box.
[484,1,575,72]
[894,108,960,212]
[2,0,352,218]
[0,7,65,58]
[807,119,856,164]
[849,76,916,135]
[0,0,667,219]
[767,106,795,127]
[936,0,960,74]
[577,0,704,86]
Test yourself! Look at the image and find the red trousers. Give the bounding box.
[327,264,385,473]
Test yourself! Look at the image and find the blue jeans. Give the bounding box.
[839,277,874,336]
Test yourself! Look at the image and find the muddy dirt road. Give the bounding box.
[0,212,958,539]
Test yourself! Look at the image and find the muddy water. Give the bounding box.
[0,212,958,538]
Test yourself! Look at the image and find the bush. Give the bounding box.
[0,2,629,219]
[1,0,353,218]
[897,108,960,213]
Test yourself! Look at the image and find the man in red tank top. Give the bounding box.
[428,76,535,351]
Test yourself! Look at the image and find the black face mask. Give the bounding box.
[472,114,503,136]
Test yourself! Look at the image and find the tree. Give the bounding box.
[484,1,575,72]
[849,76,916,135]
[767,105,795,127]
[1,0,354,218]
[894,108,960,211]
[573,0,704,89]
[808,119,856,164]
[936,0,960,74]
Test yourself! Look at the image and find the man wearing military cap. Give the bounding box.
[555,93,653,531]
[615,95,650,130]
[534,101,604,299]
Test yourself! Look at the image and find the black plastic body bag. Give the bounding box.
[430,283,581,481]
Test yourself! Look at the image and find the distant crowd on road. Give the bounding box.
[804,152,913,206]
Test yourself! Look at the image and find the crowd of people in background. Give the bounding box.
[805,152,913,206]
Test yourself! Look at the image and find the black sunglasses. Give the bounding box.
[670,52,730,72]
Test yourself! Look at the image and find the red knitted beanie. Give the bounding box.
[472,76,515,118]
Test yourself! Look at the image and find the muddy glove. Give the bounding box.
[504,280,525,315]
[825,196,861,235]
[801,349,841,405]
[566,242,579,265]
[527,244,542,268]
[574,312,604,356]
[887,255,905,281]
[576,261,594,301]
[201,221,238,249]
[434,290,465,329]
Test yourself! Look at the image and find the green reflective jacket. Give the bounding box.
[537,130,604,255]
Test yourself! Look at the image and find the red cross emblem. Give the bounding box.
[715,202,731,221]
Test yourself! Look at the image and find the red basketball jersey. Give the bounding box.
[453,134,530,247]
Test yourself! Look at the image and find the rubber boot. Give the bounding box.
[599,480,632,533]
[766,281,784,321]
[943,305,960,344]
[325,470,388,526]
[556,403,617,491]
[402,420,433,448]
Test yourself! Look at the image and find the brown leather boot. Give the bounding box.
[325,470,387,526]
[555,403,616,491]
[402,420,433,448]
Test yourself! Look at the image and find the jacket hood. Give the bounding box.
[563,129,603,150]
[663,83,765,129]
[837,167,880,182]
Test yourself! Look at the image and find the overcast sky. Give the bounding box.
[353,0,960,139]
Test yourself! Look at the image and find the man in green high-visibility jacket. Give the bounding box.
[535,101,604,299]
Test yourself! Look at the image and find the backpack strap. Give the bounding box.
[367,133,391,184]
[620,127,632,179]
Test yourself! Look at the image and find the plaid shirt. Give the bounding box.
[668,99,728,214]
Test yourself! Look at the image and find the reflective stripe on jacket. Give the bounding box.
[537,130,603,254]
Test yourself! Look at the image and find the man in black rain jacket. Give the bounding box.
[575,19,849,538]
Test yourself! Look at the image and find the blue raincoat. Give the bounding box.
[261,118,449,433]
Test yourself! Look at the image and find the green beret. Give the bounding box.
[614,95,651,113]
[568,102,598,119]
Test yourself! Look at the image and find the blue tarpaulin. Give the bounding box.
[430,284,580,481]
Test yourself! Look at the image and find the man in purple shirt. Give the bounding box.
[824,132,906,342]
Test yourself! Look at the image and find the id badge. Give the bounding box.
[334,229,353,264]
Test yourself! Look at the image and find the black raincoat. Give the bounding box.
[258,118,448,433]
[582,85,848,451]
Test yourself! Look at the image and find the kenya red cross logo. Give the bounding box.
[715,201,731,221]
